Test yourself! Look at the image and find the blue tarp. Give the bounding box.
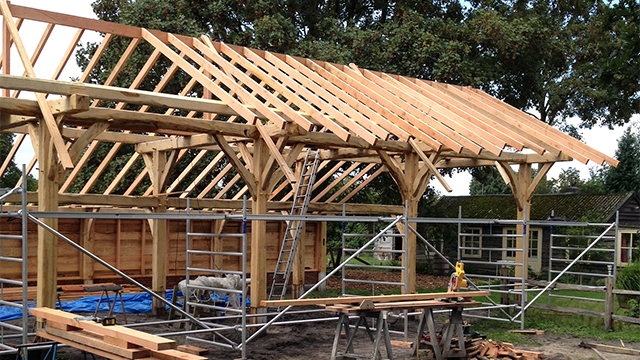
[0,290,249,322]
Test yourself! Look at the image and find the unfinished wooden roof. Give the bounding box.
[0,2,618,211]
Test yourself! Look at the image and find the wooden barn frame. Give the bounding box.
[0,2,617,316]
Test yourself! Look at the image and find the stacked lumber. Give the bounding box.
[0,283,142,302]
[468,340,545,360]
[29,308,207,360]
[260,291,490,313]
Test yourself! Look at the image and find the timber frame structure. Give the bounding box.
[0,2,617,315]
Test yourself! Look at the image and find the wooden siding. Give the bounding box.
[0,218,324,283]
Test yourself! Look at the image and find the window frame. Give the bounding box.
[618,231,638,266]
[462,227,482,258]
[501,227,542,262]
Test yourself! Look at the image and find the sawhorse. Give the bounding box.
[412,307,466,360]
[330,310,393,360]
[84,284,127,324]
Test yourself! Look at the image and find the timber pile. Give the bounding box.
[260,290,491,309]
[467,340,545,360]
[29,308,207,360]
[0,283,142,302]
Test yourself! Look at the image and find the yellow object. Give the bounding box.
[449,262,467,292]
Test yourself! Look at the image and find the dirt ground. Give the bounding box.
[8,270,640,359]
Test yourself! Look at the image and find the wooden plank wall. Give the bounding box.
[0,218,323,283]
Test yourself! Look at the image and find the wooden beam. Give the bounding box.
[496,161,521,210]
[0,2,73,169]
[324,163,376,203]
[0,74,245,119]
[267,142,304,192]
[409,139,451,192]
[376,71,506,156]
[142,30,257,123]
[214,134,256,197]
[1,15,10,98]
[526,162,553,202]
[227,46,354,142]
[260,291,490,307]
[281,53,409,140]
[311,162,361,202]
[198,36,307,130]
[339,166,384,204]
[35,108,59,315]
[261,51,388,142]
[378,151,409,196]
[11,22,54,99]
[256,122,296,184]
[68,121,110,164]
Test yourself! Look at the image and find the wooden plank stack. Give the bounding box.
[466,340,545,360]
[29,308,207,360]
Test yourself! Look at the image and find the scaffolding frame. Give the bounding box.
[0,191,625,358]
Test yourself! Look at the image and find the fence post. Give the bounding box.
[605,277,614,331]
[500,266,510,307]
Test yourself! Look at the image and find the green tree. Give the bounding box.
[604,126,640,193]
[468,167,512,195]
[466,0,638,131]
[0,133,37,191]
[77,0,640,194]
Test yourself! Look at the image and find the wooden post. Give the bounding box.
[318,221,328,292]
[403,153,419,294]
[140,219,146,275]
[36,120,59,317]
[291,221,306,299]
[148,150,168,315]
[515,164,532,282]
[116,219,121,269]
[499,265,510,307]
[2,18,10,97]
[605,277,615,331]
[81,218,95,284]
[291,160,305,298]
[251,138,268,318]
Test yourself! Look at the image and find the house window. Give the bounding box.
[503,228,518,260]
[529,229,540,259]
[463,228,482,258]
[618,231,638,266]
[502,227,541,260]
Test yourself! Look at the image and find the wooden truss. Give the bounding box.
[0,2,618,310]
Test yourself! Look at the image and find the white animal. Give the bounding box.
[178,274,247,308]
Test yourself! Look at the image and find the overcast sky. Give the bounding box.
[4,0,638,195]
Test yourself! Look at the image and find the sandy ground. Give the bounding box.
[37,309,640,360]
[3,271,639,359]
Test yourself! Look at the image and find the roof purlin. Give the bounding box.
[305,59,445,151]
[260,50,391,141]
[226,45,354,142]
[328,63,472,153]
[394,75,527,152]
[198,37,315,133]
[243,47,379,145]
[373,72,507,156]
[413,78,552,155]
[466,87,617,166]
[292,56,412,142]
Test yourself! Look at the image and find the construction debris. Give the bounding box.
[467,340,545,360]
[507,329,545,335]
[579,341,640,356]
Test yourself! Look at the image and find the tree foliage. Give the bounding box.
[65,0,640,196]
[0,133,37,191]
[604,126,640,193]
